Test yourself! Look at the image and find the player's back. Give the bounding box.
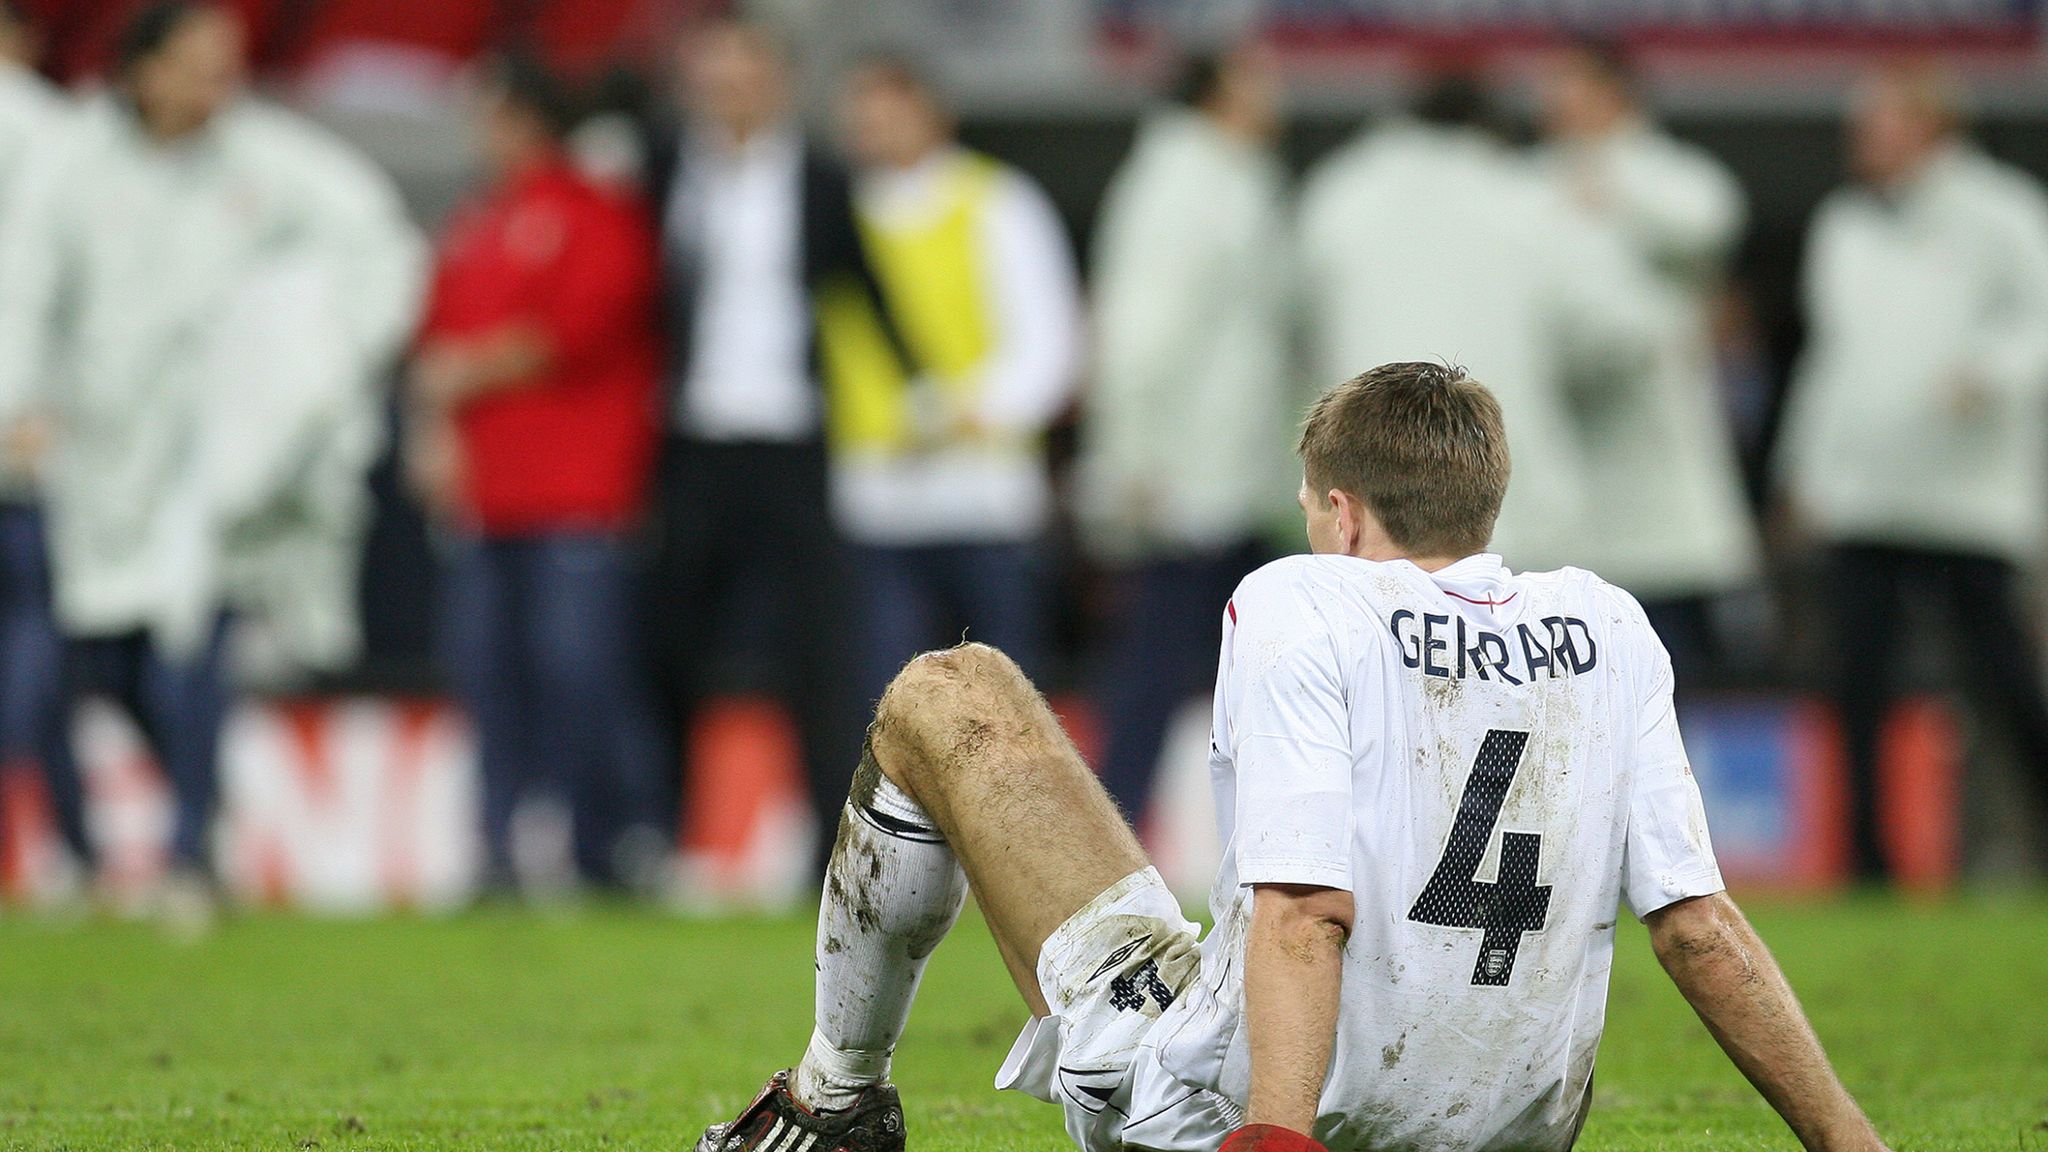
[1142,552,1720,1152]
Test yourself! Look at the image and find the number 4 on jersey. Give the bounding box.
[1408,729,1552,986]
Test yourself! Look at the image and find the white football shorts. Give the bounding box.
[994,867,1244,1152]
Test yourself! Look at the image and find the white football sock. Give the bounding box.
[792,752,967,1113]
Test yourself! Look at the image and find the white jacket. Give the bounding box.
[0,61,67,501]
[0,61,61,245]
[1780,143,2048,562]
[1076,110,1295,563]
[1298,123,1660,571]
[0,96,424,661]
[1540,122,1762,598]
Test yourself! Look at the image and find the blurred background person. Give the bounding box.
[1777,61,2048,884]
[0,0,88,890]
[822,54,1081,709]
[642,20,894,858]
[409,53,667,898]
[1539,40,1762,685]
[1075,43,1291,824]
[1297,72,1657,574]
[0,0,418,923]
[199,97,424,692]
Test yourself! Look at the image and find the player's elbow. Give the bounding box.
[1253,884,1356,951]
[1646,891,1748,974]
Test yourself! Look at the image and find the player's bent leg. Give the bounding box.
[867,644,1208,1152]
[868,642,1150,1001]
[697,642,1171,1152]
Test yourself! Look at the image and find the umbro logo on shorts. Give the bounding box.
[1088,938,1147,983]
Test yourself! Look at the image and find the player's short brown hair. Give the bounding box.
[1297,362,1510,559]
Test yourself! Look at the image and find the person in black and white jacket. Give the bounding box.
[642,18,902,868]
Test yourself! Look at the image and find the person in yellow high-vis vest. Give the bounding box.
[822,55,1081,709]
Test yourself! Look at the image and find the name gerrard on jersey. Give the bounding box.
[1388,609,1598,685]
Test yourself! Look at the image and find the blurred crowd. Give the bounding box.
[1,0,2046,919]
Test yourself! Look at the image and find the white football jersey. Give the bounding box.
[1142,552,1722,1151]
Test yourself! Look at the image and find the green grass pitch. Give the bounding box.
[1,896,2044,1150]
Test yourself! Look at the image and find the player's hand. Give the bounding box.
[1944,367,1996,423]
[2,413,52,476]
[404,413,465,521]
[1765,494,1816,557]
[1104,476,1159,533]
[409,346,480,414]
[1219,1124,1328,1152]
[946,412,994,447]
[901,374,949,453]
[1567,159,1613,215]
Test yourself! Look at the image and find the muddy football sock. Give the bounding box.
[792,747,966,1113]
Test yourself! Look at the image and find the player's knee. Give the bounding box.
[873,643,1032,778]
[871,653,954,784]
[883,643,1019,710]
[918,640,1017,679]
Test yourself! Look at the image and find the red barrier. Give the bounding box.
[0,692,1970,908]
[1721,696,1959,892]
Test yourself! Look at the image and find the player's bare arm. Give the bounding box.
[1649,892,1891,1152]
[1243,883,1354,1133]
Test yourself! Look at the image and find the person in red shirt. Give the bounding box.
[408,52,666,895]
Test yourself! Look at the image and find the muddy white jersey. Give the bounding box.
[1141,553,1722,1151]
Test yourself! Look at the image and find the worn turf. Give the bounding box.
[0,895,2044,1150]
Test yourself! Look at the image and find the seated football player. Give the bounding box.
[696,363,1892,1152]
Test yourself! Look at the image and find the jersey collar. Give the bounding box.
[1424,553,1516,612]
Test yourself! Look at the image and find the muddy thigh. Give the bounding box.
[870,643,1151,1012]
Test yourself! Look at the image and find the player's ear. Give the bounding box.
[1331,488,1362,554]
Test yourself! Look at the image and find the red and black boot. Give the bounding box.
[695,1071,905,1152]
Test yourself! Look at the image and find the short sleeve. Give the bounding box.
[1619,611,1725,918]
[1222,567,1355,892]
